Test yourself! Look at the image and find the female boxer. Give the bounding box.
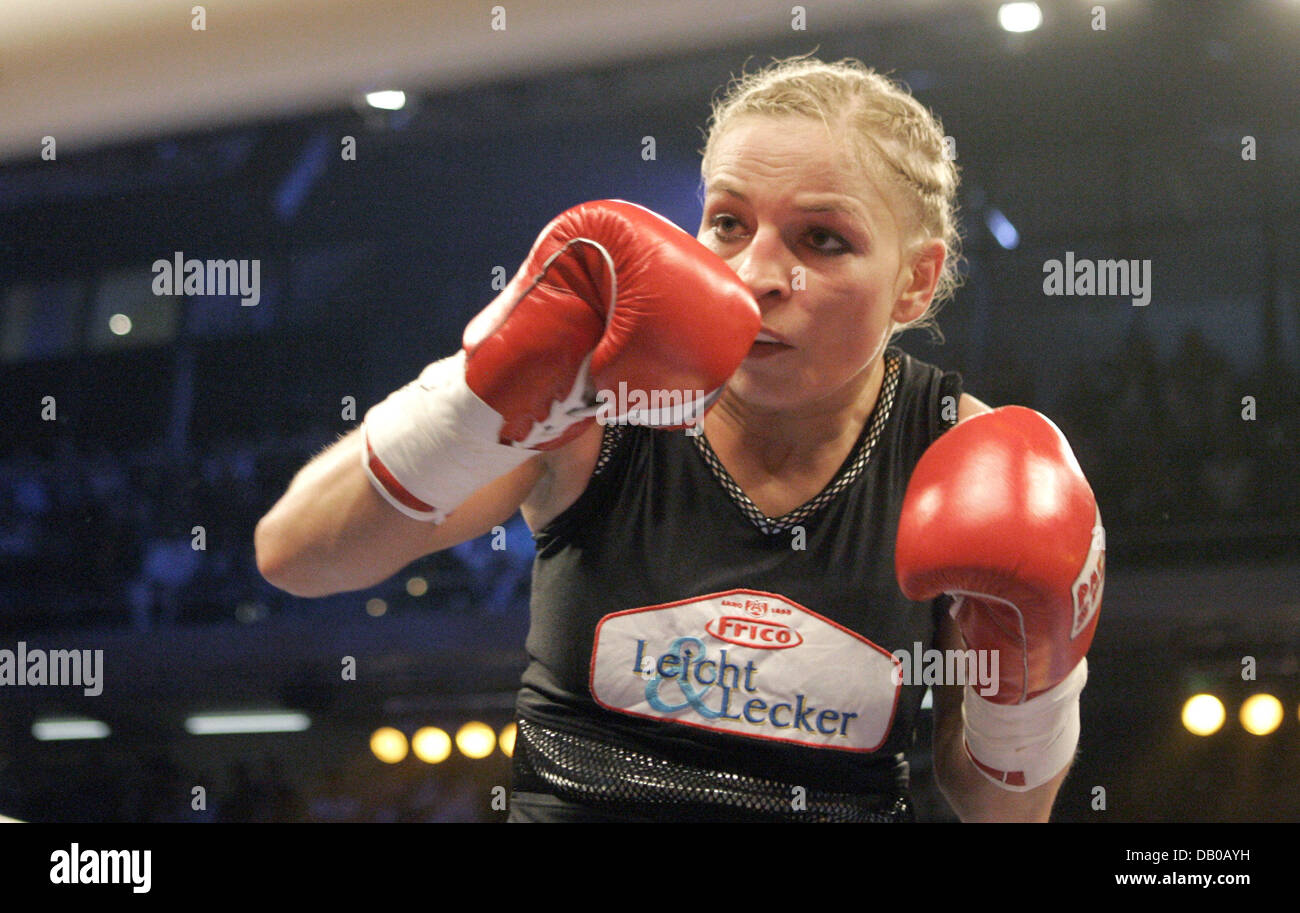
[255,57,1102,822]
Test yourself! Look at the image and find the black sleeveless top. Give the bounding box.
[511,346,964,821]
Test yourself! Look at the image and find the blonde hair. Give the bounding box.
[700,55,964,341]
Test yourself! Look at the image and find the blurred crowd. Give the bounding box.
[1053,324,1297,531]
[0,427,534,635]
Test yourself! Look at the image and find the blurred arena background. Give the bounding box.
[0,0,1296,823]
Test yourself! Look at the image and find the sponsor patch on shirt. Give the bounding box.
[590,589,900,751]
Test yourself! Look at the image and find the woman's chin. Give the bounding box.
[722,354,884,417]
[723,370,807,412]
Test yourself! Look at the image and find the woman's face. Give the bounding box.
[698,114,940,413]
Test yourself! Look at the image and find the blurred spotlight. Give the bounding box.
[365,90,407,111]
[455,721,496,759]
[365,598,388,617]
[412,726,452,764]
[33,718,110,741]
[234,600,267,624]
[1182,694,1225,736]
[498,722,518,758]
[998,2,1042,32]
[187,711,310,734]
[370,727,408,763]
[405,576,428,597]
[108,313,132,335]
[984,208,1020,250]
[1240,694,1283,736]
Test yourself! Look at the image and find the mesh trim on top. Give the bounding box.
[589,349,901,533]
[512,718,912,823]
[592,420,630,477]
[691,349,901,535]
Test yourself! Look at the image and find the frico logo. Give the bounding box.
[590,589,901,752]
[705,616,803,649]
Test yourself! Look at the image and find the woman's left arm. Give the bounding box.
[920,393,1091,822]
[930,612,1071,822]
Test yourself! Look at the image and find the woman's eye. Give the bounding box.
[807,228,848,254]
[710,215,743,240]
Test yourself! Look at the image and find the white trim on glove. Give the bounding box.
[962,657,1088,792]
[361,351,538,523]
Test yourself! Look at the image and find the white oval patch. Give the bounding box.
[590,589,901,752]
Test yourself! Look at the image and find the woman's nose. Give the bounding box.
[733,228,793,303]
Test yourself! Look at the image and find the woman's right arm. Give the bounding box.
[254,420,604,599]
[255,200,759,598]
[254,426,545,598]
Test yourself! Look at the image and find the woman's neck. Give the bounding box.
[704,355,885,476]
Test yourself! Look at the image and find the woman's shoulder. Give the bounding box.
[958,393,993,422]
[885,346,985,436]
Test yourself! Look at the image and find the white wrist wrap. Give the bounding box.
[361,351,536,523]
[962,658,1088,792]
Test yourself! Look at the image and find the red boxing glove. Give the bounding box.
[463,199,760,447]
[363,200,761,522]
[895,406,1104,704]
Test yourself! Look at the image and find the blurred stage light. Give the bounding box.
[455,721,496,759]
[412,727,452,764]
[33,718,110,741]
[405,576,428,597]
[498,722,518,758]
[186,711,311,735]
[1181,694,1225,736]
[108,313,132,335]
[371,727,409,763]
[998,2,1043,32]
[365,598,387,617]
[1240,694,1283,736]
[234,600,267,624]
[984,208,1020,250]
[365,90,407,111]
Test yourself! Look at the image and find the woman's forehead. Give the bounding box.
[704,116,902,229]
[709,115,857,170]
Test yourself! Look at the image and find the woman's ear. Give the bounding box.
[892,237,946,325]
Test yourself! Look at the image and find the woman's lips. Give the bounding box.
[748,330,793,359]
